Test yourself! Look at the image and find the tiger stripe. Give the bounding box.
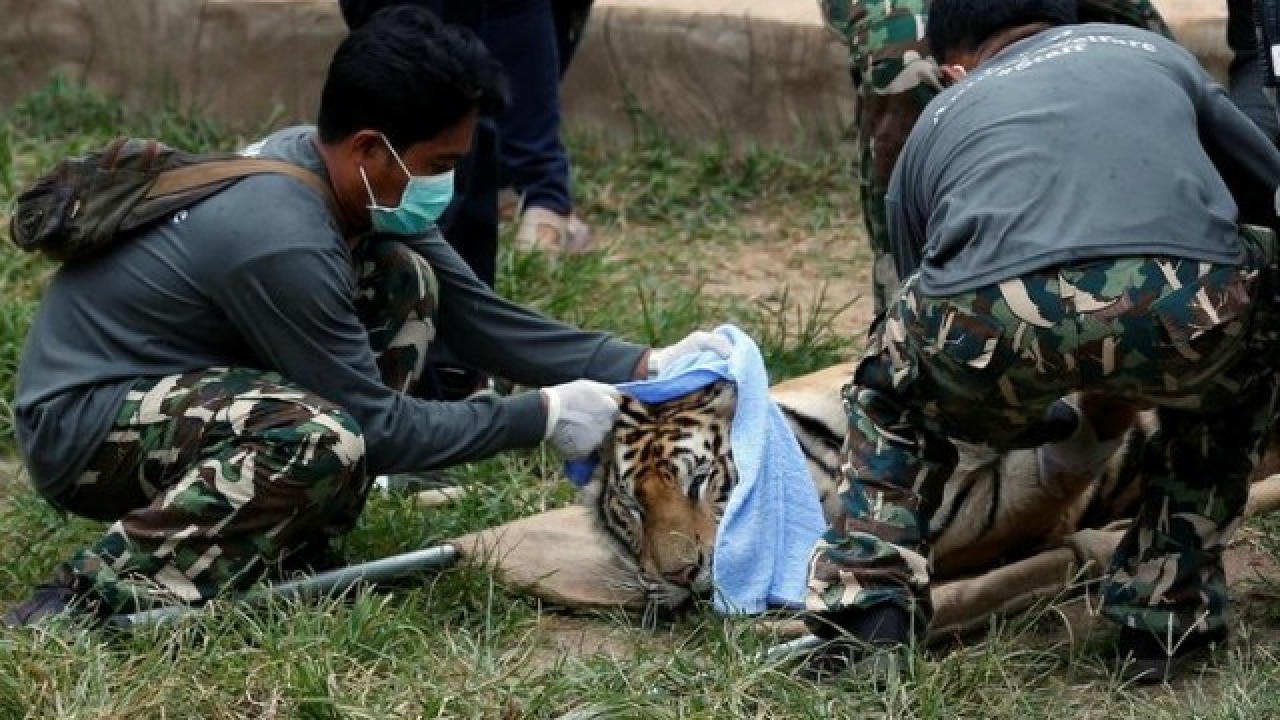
[584,362,1167,614]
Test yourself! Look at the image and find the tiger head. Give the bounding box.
[581,381,739,609]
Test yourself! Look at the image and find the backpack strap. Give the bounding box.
[146,157,344,226]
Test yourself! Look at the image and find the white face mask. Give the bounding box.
[359,135,455,235]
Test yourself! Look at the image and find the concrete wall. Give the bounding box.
[0,0,1232,151]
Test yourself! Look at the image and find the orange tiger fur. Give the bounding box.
[582,362,1163,609]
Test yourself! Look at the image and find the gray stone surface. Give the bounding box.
[0,0,343,135]
[0,0,1232,151]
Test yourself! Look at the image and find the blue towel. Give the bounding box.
[567,324,828,614]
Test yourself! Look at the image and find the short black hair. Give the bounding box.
[926,0,1077,63]
[317,4,510,149]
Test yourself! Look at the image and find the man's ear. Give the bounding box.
[940,64,969,86]
[348,130,388,166]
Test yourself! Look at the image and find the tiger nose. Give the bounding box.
[662,564,699,585]
[662,556,702,586]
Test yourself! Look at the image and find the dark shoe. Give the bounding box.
[428,364,515,402]
[1114,625,1228,684]
[797,639,857,683]
[2,566,103,628]
[430,364,492,402]
[486,375,515,397]
[798,604,914,683]
[271,538,347,581]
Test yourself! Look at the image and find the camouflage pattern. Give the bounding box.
[352,237,440,393]
[52,238,439,614]
[819,0,934,314]
[818,0,1171,314]
[807,228,1280,638]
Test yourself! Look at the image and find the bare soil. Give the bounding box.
[604,207,877,342]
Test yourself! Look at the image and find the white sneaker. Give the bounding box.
[514,206,595,255]
[499,186,521,223]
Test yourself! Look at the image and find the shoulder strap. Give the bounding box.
[146,157,340,217]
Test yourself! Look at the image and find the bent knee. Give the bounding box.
[306,405,367,472]
[242,395,368,482]
[363,239,437,285]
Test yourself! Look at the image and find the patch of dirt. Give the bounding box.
[608,206,876,343]
[695,215,876,340]
[1221,529,1280,642]
[1035,535,1280,641]
[0,460,29,502]
[534,614,646,662]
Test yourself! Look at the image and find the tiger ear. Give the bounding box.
[615,392,651,427]
[705,380,737,420]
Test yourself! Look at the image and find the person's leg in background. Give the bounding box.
[551,0,595,77]
[1226,0,1280,142]
[342,0,504,396]
[435,117,501,288]
[393,0,501,286]
[338,2,499,286]
[483,0,592,255]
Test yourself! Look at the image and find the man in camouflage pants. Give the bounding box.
[6,6,726,625]
[803,0,1280,684]
[818,0,1280,315]
[49,240,433,613]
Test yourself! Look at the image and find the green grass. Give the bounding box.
[0,79,1279,718]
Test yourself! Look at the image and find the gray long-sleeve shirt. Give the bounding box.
[886,23,1280,296]
[15,126,646,500]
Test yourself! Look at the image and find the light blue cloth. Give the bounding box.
[567,324,828,614]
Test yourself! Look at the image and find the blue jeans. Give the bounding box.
[401,0,500,288]
[394,0,503,389]
[437,117,499,288]
[552,0,595,77]
[483,0,574,216]
[1227,0,1280,142]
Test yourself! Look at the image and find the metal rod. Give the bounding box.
[762,633,823,664]
[266,543,459,599]
[107,543,461,630]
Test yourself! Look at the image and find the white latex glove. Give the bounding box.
[541,379,621,458]
[648,330,733,379]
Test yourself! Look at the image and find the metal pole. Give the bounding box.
[107,543,461,630]
[762,633,824,664]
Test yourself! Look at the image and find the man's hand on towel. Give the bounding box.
[541,380,622,458]
[646,330,734,379]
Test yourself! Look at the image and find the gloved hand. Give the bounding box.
[648,330,733,379]
[541,379,621,458]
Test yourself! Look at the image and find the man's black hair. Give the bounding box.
[318,4,510,149]
[926,0,1077,62]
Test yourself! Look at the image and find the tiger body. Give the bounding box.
[582,362,1148,609]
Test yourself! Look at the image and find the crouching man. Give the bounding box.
[804,0,1280,684]
[4,5,726,626]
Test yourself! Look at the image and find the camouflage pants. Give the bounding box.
[807,229,1280,638]
[55,238,438,614]
[817,0,1170,313]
